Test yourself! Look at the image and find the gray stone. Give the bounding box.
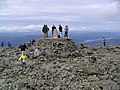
[100,74,109,80]
[87,75,99,81]
[0,79,6,85]
[100,80,119,90]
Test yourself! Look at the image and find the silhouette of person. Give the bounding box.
[42,25,49,38]
[52,25,56,37]
[20,43,27,52]
[64,25,69,38]
[102,37,106,46]
[59,25,63,38]
[1,41,4,47]
[32,39,36,45]
[7,41,11,47]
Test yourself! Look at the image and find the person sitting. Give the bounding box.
[34,47,41,58]
[34,47,41,63]
[18,52,28,68]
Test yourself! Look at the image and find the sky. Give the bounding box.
[0,0,120,32]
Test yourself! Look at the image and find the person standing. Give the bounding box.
[102,37,106,46]
[32,39,36,45]
[18,52,28,68]
[20,43,27,52]
[7,41,11,47]
[1,41,4,47]
[64,25,69,38]
[52,25,56,38]
[59,25,63,38]
[42,25,49,38]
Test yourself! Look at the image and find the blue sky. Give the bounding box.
[0,0,120,32]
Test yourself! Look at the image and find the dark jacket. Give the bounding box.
[59,25,62,32]
[8,41,11,47]
[20,44,27,51]
[52,26,56,34]
[42,25,49,33]
[1,41,4,47]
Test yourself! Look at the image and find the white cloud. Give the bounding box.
[0,25,42,32]
[0,21,120,32]
[1,0,120,19]
[0,24,94,32]
[0,0,120,32]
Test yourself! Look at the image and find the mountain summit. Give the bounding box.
[0,38,120,90]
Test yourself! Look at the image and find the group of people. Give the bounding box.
[0,41,12,47]
[18,40,41,68]
[42,24,69,38]
[19,47,41,68]
[18,29,107,68]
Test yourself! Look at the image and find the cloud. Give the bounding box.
[0,0,120,32]
[0,24,94,32]
[0,25,42,32]
[0,20,120,33]
[0,0,7,9]
[1,0,119,21]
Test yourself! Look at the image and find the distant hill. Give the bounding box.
[1,31,120,46]
[86,37,120,46]
[69,31,120,46]
[0,32,42,46]
[12,35,41,46]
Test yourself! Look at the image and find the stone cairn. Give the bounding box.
[36,38,77,57]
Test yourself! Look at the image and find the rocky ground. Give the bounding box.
[0,39,120,90]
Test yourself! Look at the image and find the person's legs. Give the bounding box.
[60,32,62,38]
[22,62,26,68]
[65,31,68,38]
[66,31,68,37]
[64,31,67,37]
[104,42,106,46]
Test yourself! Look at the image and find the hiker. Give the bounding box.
[7,41,11,47]
[102,37,106,46]
[64,25,69,38]
[1,41,4,47]
[18,52,28,68]
[42,25,49,38]
[52,25,56,37]
[59,25,63,38]
[34,47,40,64]
[20,43,27,52]
[32,39,36,45]
[34,47,41,58]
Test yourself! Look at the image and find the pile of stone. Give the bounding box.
[36,38,77,57]
[0,39,120,90]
